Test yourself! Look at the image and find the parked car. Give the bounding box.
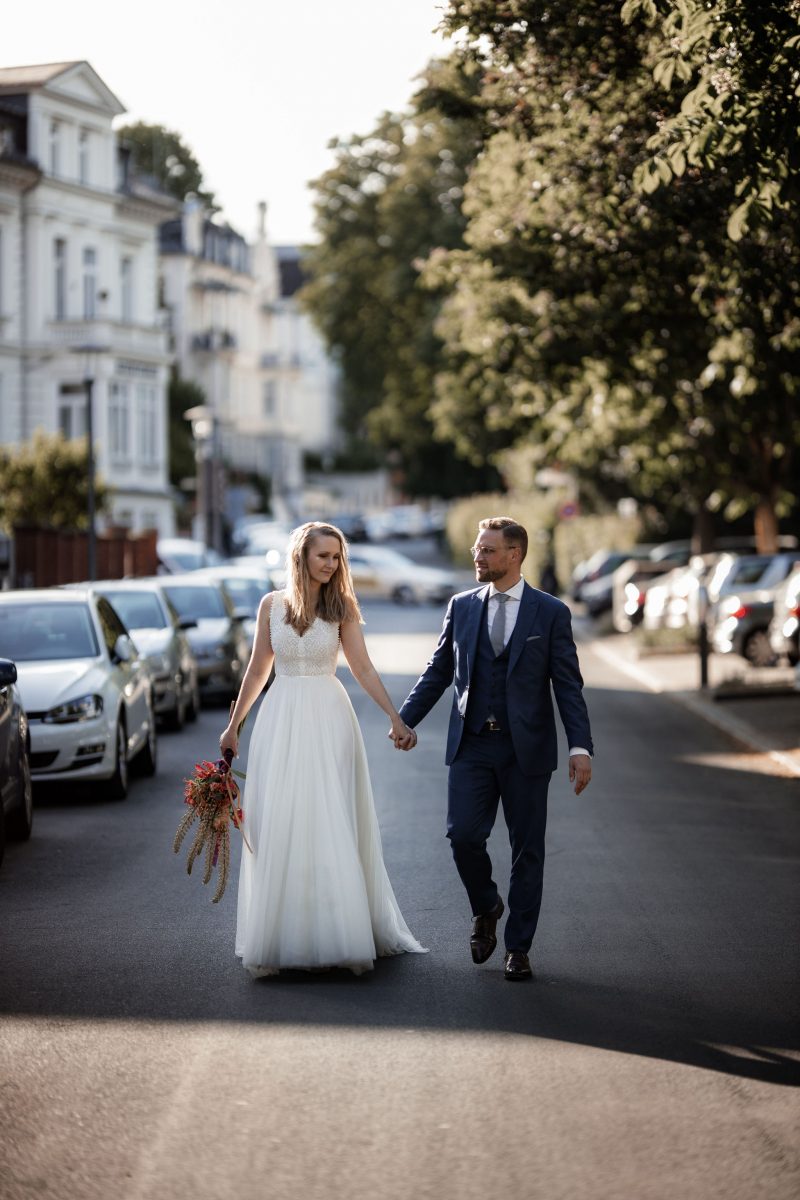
[157,537,226,574]
[643,555,722,631]
[384,505,429,539]
[711,553,800,665]
[0,590,157,798]
[612,559,674,633]
[86,580,200,730]
[768,565,800,666]
[0,659,33,869]
[157,575,250,702]
[193,564,275,654]
[234,522,290,567]
[578,549,651,615]
[347,545,457,604]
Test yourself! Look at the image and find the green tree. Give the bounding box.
[168,374,205,490]
[302,57,500,497]
[429,0,798,548]
[0,431,110,531]
[117,121,217,209]
[621,0,800,240]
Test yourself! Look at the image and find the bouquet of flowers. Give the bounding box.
[173,750,251,903]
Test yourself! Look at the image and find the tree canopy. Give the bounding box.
[0,431,110,532]
[117,121,217,209]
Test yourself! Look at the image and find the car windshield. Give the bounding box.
[726,557,772,587]
[352,548,411,568]
[163,586,226,620]
[220,578,265,615]
[101,590,168,630]
[0,602,100,661]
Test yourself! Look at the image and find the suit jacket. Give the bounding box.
[399,582,593,776]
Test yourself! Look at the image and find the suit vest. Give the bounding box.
[465,603,511,733]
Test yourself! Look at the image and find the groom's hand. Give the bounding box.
[569,754,592,795]
[389,726,417,751]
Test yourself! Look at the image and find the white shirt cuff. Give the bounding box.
[569,747,592,758]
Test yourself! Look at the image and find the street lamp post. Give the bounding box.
[71,344,109,581]
[85,373,97,581]
[184,405,224,554]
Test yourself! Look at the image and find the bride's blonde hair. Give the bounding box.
[284,522,363,634]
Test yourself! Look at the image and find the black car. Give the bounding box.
[0,658,33,868]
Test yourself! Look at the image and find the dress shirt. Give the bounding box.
[488,579,591,760]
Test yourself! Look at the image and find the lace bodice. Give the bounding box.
[270,591,339,677]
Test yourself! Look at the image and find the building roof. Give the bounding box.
[0,62,81,91]
[0,61,125,114]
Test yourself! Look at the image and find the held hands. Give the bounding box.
[388,718,417,752]
[569,753,592,796]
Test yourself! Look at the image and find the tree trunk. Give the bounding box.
[691,506,716,554]
[754,495,779,553]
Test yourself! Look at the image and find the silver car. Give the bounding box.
[157,575,250,704]
[193,565,275,654]
[0,590,157,799]
[90,580,200,730]
[768,565,800,666]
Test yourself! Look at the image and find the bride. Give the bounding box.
[219,521,427,977]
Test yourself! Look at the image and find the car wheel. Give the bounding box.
[743,629,776,668]
[6,737,33,842]
[136,701,158,777]
[107,718,129,801]
[391,585,415,605]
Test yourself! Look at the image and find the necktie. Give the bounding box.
[489,593,510,656]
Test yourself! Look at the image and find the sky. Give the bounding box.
[3,0,451,245]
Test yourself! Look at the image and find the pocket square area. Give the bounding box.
[526,635,542,641]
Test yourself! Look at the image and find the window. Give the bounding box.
[138,384,159,466]
[109,382,130,461]
[96,597,128,659]
[263,380,276,417]
[82,247,97,319]
[78,129,90,185]
[54,238,67,320]
[48,120,60,175]
[58,384,86,440]
[121,256,133,322]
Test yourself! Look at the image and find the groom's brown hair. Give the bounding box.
[478,517,528,562]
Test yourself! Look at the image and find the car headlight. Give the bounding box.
[43,693,104,723]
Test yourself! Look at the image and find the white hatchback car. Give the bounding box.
[0,590,157,799]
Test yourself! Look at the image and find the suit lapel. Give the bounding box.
[465,586,490,677]
[507,582,540,676]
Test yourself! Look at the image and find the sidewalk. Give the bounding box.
[588,631,800,779]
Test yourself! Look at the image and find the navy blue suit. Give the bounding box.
[400,582,593,953]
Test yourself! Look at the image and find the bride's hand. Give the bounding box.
[389,718,416,750]
[219,725,239,761]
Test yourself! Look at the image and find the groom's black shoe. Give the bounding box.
[470,897,504,964]
[504,950,533,981]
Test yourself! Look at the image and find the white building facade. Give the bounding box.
[0,61,175,536]
[160,210,342,522]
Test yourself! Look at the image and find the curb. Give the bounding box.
[590,641,800,779]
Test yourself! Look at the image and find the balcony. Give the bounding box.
[46,319,168,359]
[192,329,238,352]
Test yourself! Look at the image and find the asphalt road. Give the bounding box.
[1,597,799,1200]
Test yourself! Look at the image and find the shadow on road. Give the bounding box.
[1,679,798,1092]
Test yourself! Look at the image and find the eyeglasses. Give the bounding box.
[470,546,497,559]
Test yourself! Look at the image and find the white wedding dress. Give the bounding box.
[235,591,427,977]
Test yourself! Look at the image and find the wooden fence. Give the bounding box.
[11,526,158,588]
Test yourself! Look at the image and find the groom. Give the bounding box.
[396,517,593,981]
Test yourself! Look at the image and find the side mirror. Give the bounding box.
[113,635,134,664]
[178,617,198,631]
[0,658,17,687]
